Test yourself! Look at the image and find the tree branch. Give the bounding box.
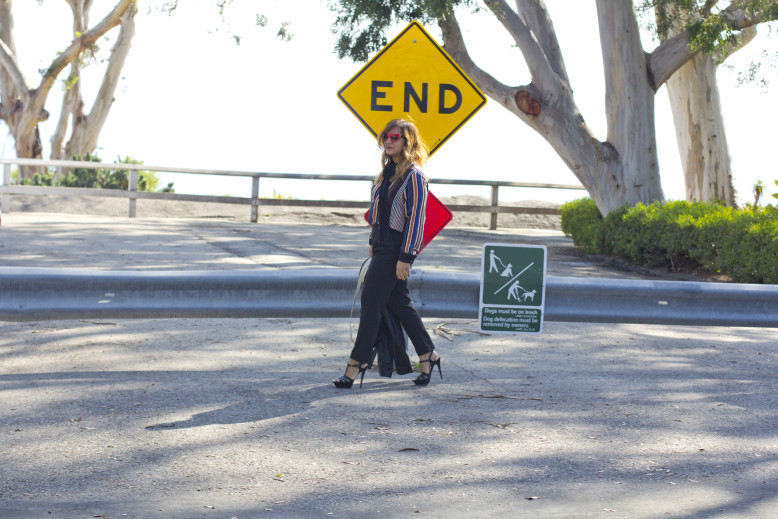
[50,55,78,157]
[514,0,569,85]
[648,2,775,89]
[701,0,718,17]
[438,11,514,107]
[444,0,603,195]
[647,31,695,90]
[0,0,22,114]
[0,37,28,101]
[482,0,559,95]
[714,25,757,63]
[21,0,134,137]
[75,2,137,155]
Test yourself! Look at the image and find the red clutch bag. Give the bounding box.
[364,191,452,252]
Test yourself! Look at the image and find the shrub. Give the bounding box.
[560,198,778,284]
[559,197,607,254]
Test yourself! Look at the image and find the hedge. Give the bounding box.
[560,198,778,284]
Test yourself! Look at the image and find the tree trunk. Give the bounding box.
[440,0,664,216]
[51,0,88,166]
[666,53,736,206]
[64,2,137,159]
[0,0,17,115]
[657,4,756,207]
[595,0,664,214]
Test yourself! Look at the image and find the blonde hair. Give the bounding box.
[375,118,429,187]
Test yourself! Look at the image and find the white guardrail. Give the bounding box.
[0,158,587,230]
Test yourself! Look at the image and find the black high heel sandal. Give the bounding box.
[333,362,368,388]
[413,354,442,386]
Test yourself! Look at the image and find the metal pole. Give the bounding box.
[128,169,137,218]
[251,176,260,223]
[489,184,499,230]
[1,163,10,216]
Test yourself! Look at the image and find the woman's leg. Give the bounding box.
[385,279,435,359]
[347,251,398,365]
[386,284,441,385]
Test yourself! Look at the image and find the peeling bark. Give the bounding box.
[658,5,757,206]
[515,90,541,116]
[666,53,736,205]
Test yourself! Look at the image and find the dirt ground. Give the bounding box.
[2,192,732,284]
[3,193,563,231]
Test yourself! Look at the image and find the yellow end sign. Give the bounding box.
[338,21,486,155]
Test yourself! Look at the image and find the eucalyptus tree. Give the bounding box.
[330,0,778,215]
[649,1,771,206]
[0,0,136,178]
[0,0,290,180]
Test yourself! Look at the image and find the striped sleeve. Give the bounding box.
[399,169,428,263]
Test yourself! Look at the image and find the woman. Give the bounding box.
[333,118,442,388]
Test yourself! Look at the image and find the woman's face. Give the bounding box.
[383,126,405,162]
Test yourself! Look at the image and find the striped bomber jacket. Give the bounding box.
[367,163,429,264]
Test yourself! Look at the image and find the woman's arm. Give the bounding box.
[398,168,428,264]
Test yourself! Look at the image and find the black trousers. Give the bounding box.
[349,230,435,364]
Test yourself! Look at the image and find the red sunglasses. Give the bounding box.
[382,133,402,143]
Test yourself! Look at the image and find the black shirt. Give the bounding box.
[378,162,396,243]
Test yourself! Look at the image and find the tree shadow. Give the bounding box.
[2,319,777,518]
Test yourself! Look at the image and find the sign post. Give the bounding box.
[337,21,486,155]
[479,244,547,334]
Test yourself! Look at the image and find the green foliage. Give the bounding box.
[160,1,293,43]
[328,0,472,62]
[113,156,163,192]
[15,168,55,186]
[773,180,778,200]
[639,1,778,87]
[643,0,778,44]
[58,153,111,188]
[559,197,607,254]
[560,198,778,284]
[686,13,739,55]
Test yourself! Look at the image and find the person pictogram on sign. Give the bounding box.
[508,281,523,301]
[489,249,506,274]
[494,262,535,297]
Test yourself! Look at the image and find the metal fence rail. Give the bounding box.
[1,158,585,229]
[2,267,776,327]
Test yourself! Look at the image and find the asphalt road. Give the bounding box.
[1,213,776,519]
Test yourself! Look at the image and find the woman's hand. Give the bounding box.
[396,260,410,280]
[369,245,373,258]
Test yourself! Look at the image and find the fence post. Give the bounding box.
[250,176,260,223]
[1,163,10,215]
[489,184,499,230]
[128,169,137,218]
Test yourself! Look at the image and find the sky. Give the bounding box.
[5,0,777,205]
